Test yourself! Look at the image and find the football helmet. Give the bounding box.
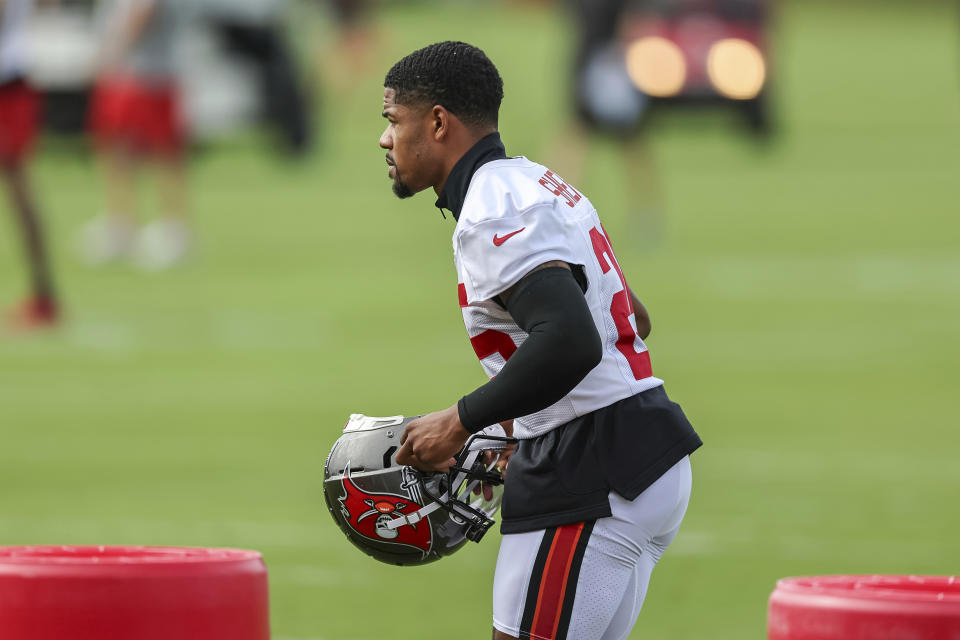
[324,414,515,566]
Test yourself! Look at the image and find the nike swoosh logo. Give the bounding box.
[493,227,526,246]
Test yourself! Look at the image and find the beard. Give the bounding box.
[391,172,414,199]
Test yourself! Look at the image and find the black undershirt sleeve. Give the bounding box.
[457,266,603,433]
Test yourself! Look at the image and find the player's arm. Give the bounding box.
[457,260,601,431]
[396,261,602,470]
[628,287,651,339]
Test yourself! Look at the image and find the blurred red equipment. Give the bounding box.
[768,575,960,639]
[0,546,270,640]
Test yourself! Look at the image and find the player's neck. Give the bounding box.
[434,128,499,197]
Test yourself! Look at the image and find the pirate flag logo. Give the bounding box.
[337,465,433,555]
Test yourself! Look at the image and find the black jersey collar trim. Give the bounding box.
[435,132,507,221]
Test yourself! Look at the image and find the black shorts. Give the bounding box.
[500,385,702,534]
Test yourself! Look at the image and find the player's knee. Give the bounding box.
[492,628,519,640]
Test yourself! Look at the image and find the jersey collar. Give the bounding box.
[435,132,507,221]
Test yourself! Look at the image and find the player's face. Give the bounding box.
[380,88,436,199]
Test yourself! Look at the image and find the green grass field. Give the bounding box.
[1,1,958,638]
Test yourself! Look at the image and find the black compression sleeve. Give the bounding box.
[457,267,602,433]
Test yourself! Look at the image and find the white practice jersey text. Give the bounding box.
[453,157,663,440]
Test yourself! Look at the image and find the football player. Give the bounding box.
[1,0,58,328]
[378,42,702,640]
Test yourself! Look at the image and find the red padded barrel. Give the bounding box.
[768,575,960,640]
[0,546,269,640]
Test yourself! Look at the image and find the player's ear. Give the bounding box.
[431,105,449,141]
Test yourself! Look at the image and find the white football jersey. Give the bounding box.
[453,157,664,440]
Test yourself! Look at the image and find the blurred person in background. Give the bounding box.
[1,0,59,327]
[551,0,664,246]
[203,0,311,156]
[319,0,376,94]
[81,0,189,270]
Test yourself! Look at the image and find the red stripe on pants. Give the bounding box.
[530,523,585,639]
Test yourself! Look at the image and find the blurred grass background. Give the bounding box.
[1,0,959,638]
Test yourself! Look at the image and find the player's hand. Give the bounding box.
[475,420,516,500]
[483,437,516,480]
[496,419,515,481]
[396,404,468,472]
[494,442,516,480]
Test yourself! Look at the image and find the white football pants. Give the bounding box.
[492,456,692,640]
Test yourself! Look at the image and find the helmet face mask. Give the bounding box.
[324,414,515,566]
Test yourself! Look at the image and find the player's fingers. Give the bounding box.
[402,453,432,472]
[395,439,415,466]
[433,457,456,473]
[497,456,510,481]
[483,483,493,501]
[399,421,415,445]
[398,444,451,472]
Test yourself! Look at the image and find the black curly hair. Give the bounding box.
[384,41,503,128]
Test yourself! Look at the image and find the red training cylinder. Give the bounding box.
[768,575,960,640]
[0,546,270,640]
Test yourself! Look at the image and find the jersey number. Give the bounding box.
[590,226,652,380]
[460,227,651,381]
